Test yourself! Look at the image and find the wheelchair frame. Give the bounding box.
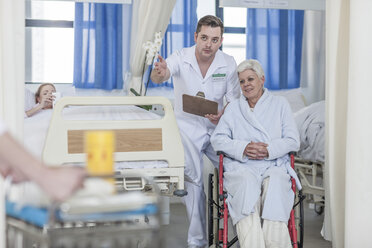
[208,152,305,248]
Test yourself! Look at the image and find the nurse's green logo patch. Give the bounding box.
[212,73,226,78]
[212,73,226,82]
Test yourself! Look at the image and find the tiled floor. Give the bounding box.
[302,206,332,248]
[161,202,332,248]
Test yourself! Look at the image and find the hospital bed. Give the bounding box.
[25,95,186,196]
[6,95,186,247]
[6,174,163,248]
[293,100,325,213]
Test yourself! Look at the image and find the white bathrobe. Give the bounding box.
[211,90,301,225]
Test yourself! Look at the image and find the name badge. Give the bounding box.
[212,73,226,82]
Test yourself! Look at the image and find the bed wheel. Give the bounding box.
[173,189,188,197]
[314,204,324,215]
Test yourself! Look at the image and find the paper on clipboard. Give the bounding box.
[182,94,218,117]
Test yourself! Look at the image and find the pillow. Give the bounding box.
[269,88,306,113]
[24,87,36,112]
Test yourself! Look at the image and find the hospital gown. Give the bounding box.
[211,90,301,225]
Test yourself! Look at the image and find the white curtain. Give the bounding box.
[300,10,332,242]
[127,0,176,95]
[327,0,372,247]
[300,10,325,105]
[0,0,25,247]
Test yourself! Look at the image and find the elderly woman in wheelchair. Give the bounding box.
[210,59,301,248]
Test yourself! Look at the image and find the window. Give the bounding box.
[197,0,246,64]
[26,1,75,84]
[218,6,247,65]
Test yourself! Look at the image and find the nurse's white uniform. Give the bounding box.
[166,45,240,247]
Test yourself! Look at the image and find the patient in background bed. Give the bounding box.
[0,119,86,201]
[211,59,301,248]
[25,83,56,118]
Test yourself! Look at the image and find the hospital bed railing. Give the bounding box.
[294,157,325,214]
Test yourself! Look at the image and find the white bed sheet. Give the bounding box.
[24,104,168,169]
[294,101,325,163]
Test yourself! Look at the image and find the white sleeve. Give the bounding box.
[266,99,300,159]
[166,50,181,78]
[211,104,248,162]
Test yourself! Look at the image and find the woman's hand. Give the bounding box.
[39,93,54,109]
[25,93,55,117]
[244,142,268,160]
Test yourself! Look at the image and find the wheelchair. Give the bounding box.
[208,152,305,248]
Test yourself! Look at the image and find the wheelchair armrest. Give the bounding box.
[216,151,228,157]
[289,151,298,156]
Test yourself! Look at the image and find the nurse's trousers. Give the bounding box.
[182,140,219,248]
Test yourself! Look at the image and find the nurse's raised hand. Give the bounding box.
[154,55,167,76]
[151,55,170,83]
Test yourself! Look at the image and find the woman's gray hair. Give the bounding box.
[237,59,265,79]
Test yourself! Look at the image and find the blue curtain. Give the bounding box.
[146,0,197,89]
[74,3,130,90]
[246,9,304,90]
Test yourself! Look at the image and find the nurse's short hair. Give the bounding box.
[196,15,224,37]
[237,59,265,79]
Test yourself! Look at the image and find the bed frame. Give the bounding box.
[42,96,186,196]
[294,157,325,213]
[6,174,163,248]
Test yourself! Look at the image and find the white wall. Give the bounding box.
[197,0,216,19]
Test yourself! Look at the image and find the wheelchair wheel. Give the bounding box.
[208,169,220,247]
[208,173,214,246]
[314,204,324,215]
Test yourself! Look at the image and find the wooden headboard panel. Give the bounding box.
[67,129,162,154]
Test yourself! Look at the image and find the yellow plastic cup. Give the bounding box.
[85,131,115,178]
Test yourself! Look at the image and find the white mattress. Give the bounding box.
[24,104,168,169]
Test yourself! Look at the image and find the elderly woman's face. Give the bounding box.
[239,69,264,102]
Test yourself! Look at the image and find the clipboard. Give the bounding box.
[182,94,218,117]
